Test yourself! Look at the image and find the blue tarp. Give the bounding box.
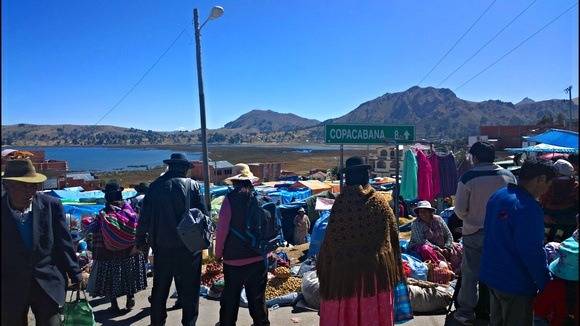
[64,203,104,228]
[47,189,137,202]
[505,143,578,153]
[524,129,579,149]
[278,188,312,204]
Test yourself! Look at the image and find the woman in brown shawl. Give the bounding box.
[318,156,406,325]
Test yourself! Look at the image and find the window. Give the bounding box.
[380,150,388,157]
[377,161,387,169]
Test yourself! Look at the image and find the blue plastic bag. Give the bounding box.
[308,210,330,257]
[401,253,428,281]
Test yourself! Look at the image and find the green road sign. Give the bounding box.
[324,124,415,144]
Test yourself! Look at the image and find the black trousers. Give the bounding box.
[2,279,61,326]
[219,260,270,326]
[150,247,202,326]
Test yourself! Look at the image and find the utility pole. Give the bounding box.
[565,85,572,130]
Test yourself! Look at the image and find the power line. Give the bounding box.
[94,21,192,126]
[436,0,537,88]
[454,2,578,92]
[417,0,496,86]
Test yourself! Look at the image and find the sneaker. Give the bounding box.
[452,311,475,325]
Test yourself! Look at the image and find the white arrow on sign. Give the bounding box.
[404,131,410,140]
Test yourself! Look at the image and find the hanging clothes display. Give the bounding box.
[428,152,441,199]
[437,153,459,197]
[416,150,434,201]
[400,149,418,200]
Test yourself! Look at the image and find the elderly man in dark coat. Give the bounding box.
[2,158,83,325]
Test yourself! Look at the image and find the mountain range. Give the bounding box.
[2,86,577,146]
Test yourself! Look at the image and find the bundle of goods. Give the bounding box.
[406,277,453,313]
[266,267,302,300]
[207,278,224,300]
[201,261,223,287]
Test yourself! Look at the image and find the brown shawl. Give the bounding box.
[317,184,406,300]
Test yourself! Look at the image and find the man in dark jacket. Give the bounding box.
[2,159,83,325]
[136,153,207,326]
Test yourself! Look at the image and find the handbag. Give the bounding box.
[426,260,454,285]
[176,179,216,251]
[393,281,414,324]
[62,289,95,326]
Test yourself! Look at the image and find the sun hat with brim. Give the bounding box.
[162,153,194,168]
[340,156,371,174]
[549,237,578,281]
[225,163,259,184]
[554,159,576,176]
[413,200,436,214]
[1,159,47,183]
[298,207,306,213]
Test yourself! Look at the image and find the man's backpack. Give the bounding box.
[229,191,284,266]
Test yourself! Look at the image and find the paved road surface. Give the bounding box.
[29,279,489,325]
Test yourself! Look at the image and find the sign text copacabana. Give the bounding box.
[325,124,415,144]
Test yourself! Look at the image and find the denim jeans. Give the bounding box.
[456,229,484,320]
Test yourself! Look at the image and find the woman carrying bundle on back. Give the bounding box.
[88,182,147,312]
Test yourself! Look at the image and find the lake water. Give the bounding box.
[12,147,202,172]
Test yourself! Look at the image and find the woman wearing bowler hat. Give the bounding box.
[89,182,147,312]
[318,156,406,325]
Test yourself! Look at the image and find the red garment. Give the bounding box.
[428,152,441,199]
[540,177,579,211]
[416,150,434,201]
[533,278,577,326]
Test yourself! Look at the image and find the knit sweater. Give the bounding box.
[480,184,551,296]
[317,184,406,300]
[454,162,516,235]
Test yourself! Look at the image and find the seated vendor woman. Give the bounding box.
[407,200,463,274]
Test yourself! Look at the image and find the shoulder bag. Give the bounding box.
[176,179,216,251]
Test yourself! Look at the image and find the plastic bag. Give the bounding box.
[301,270,320,310]
[401,253,428,281]
[62,290,95,326]
[308,210,330,257]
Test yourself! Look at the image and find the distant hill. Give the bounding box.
[2,87,577,146]
[223,109,320,132]
[323,86,576,140]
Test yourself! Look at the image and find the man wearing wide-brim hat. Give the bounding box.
[136,153,208,326]
[1,159,84,325]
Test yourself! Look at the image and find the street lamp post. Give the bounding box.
[565,85,572,130]
[194,6,224,213]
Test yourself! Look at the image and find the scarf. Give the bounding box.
[318,184,406,300]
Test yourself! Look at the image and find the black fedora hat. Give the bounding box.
[134,182,149,193]
[163,153,194,168]
[102,182,124,201]
[340,156,371,174]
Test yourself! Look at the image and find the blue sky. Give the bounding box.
[2,0,578,132]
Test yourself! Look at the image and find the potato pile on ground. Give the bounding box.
[265,267,302,300]
[201,261,223,287]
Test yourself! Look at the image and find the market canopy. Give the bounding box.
[505,143,578,154]
[523,129,578,149]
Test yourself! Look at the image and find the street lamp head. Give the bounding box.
[209,6,224,20]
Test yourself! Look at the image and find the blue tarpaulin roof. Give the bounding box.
[524,129,578,149]
[505,143,578,153]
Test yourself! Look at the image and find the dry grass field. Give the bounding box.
[96,144,371,188]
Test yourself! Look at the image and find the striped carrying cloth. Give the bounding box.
[99,203,138,251]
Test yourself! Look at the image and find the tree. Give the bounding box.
[556,112,566,126]
[536,114,554,125]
